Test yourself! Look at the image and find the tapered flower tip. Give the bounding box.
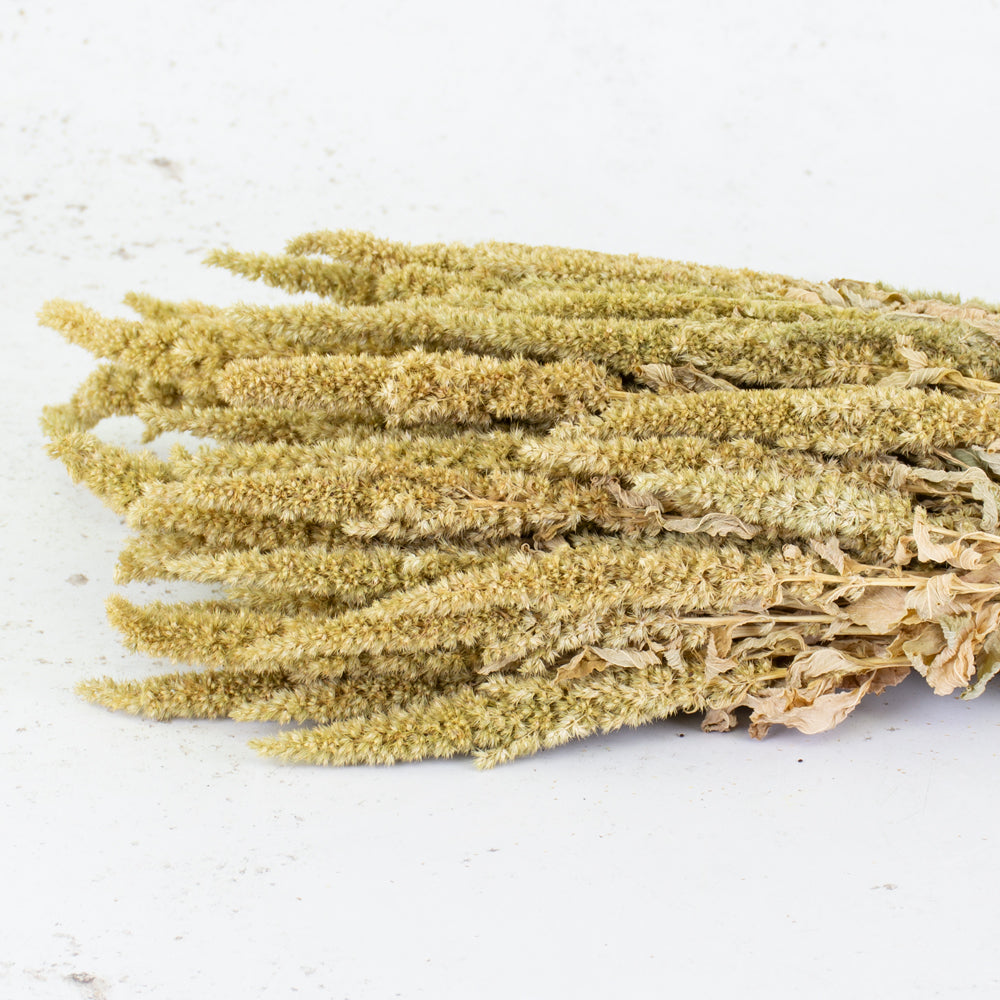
[283,229,369,256]
[44,430,100,478]
[105,594,143,635]
[39,403,87,440]
[75,676,124,708]
[202,247,378,302]
[74,676,166,718]
[36,298,70,326]
[248,720,433,766]
[248,730,375,766]
[44,432,171,513]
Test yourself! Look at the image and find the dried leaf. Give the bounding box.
[903,299,1000,337]
[917,633,970,694]
[808,536,864,574]
[836,638,894,660]
[661,646,685,669]
[836,285,863,308]
[787,646,876,685]
[606,480,760,538]
[659,512,760,540]
[911,511,986,569]
[968,474,999,531]
[866,665,911,696]
[815,283,846,307]
[845,587,909,633]
[587,646,661,669]
[891,622,945,664]
[747,681,863,738]
[631,364,691,395]
[529,536,570,554]
[904,573,967,620]
[732,597,769,615]
[732,628,807,660]
[945,448,982,469]
[880,367,1000,395]
[709,624,734,658]
[747,665,908,738]
[891,531,916,563]
[955,561,1000,589]
[808,581,867,618]
[954,446,1000,479]
[555,648,606,682]
[899,465,958,487]
[704,633,739,679]
[829,278,889,310]
[922,616,977,694]
[897,340,932,370]
[880,334,1000,394]
[555,645,659,682]
[962,632,1000,700]
[674,367,740,392]
[924,606,1000,695]
[606,481,663,513]
[635,364,738,394]
[785,287,825,306]
[701,708,737,733]
[890,613,988,695]
[478,652,523,675]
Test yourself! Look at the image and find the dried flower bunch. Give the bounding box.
[40,230,1000,767]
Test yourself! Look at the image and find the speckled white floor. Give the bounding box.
[3,3,1000,997]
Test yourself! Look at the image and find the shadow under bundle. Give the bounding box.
[40,230,1000,766]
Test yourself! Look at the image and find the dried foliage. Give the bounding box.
[40,230,1000,767]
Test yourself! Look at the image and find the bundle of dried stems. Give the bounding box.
[40,230,1000,766]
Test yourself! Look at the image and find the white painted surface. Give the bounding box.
[2,2,999,997]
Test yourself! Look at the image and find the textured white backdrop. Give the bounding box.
[3,2,1000,997]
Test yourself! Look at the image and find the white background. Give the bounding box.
[3,2,1000,997]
